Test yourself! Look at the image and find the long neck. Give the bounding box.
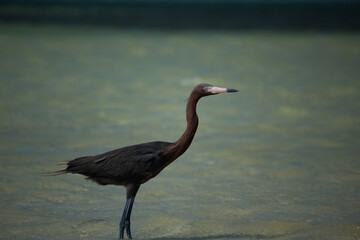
[163,92,200,161]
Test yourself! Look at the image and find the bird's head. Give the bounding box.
[194,83,238,97]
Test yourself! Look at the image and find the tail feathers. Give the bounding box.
[44,156,93,176]
[65,156,95,174]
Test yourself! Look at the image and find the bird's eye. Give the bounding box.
[202,86,212,92]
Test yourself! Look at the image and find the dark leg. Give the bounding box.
[124,197,135,238]
[119,198,130,239]
[119,184,139,239]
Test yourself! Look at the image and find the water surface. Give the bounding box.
[0,24,359,239]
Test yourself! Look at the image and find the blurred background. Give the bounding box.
[1,0,360,30]
[0,1,359,240]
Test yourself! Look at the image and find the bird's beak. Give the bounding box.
[226,88,238,93]
[209,86,238,94]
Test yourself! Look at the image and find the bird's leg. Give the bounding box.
[119,198,130,239]
[124,197,135,238]
[119,197,135,239]
[119,184,139,239]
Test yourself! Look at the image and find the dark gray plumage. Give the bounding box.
[65,141,171,189]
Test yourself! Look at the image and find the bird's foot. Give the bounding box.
[119,221,132,239]
[119,223,125,239]
[125,220,132,239]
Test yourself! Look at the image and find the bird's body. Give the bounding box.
[55,83,237,239]
[64,141,171,187]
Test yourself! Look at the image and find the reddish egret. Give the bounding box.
[54,83,238,239]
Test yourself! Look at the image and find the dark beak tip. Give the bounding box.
[226,88,238,93]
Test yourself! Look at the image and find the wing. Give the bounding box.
[65,141,172,185]
[93,141,171,164]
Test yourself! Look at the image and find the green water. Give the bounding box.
[0,24,359,240]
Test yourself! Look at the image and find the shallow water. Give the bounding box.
[0,24,359,240]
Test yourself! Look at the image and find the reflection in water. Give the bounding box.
[0,24,359,240]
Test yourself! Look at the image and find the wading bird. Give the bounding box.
[54,83,237,239]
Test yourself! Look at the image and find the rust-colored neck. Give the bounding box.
[163,90,201,161]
